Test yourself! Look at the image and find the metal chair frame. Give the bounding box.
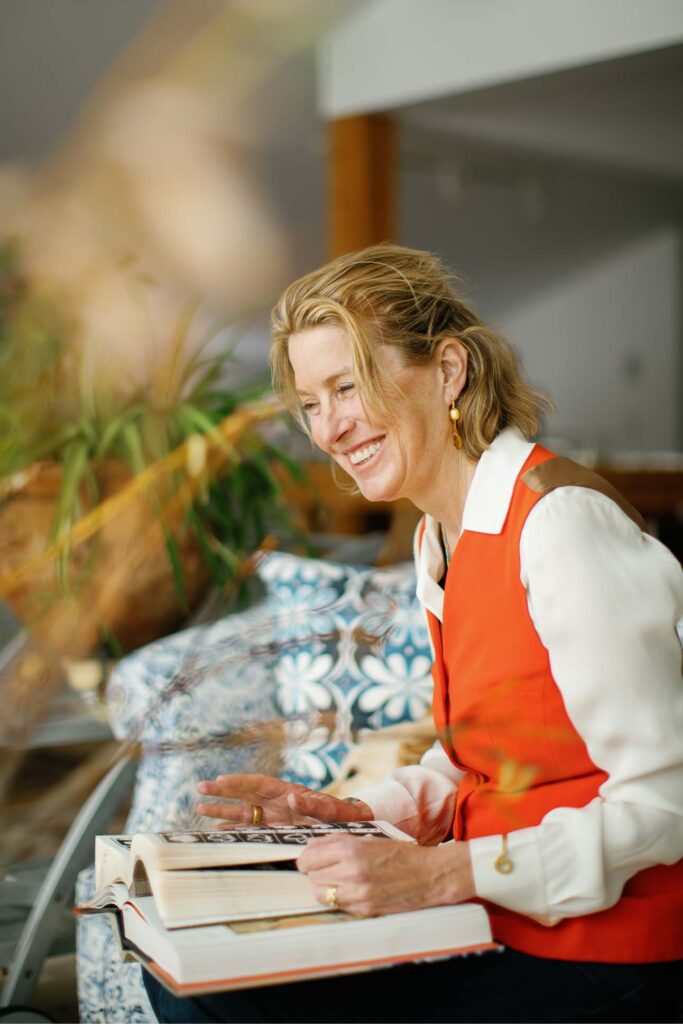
[0,755,136,1008]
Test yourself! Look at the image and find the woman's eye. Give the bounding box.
[302,401,318,414]
[338,382,355,396]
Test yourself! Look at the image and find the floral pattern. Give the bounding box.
[358,651,433,724]
[257,553,432,787]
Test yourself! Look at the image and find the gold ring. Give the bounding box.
[325,885,338,909]
[251,804,263,826]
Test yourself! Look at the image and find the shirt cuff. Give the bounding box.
[349,780,422,838]
[469,829,557,921]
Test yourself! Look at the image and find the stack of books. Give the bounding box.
[78,822,497,996]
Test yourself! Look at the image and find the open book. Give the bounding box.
[86,822,414,928]
[77,824,497,996]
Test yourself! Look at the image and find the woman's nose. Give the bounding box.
[314,407,353,451]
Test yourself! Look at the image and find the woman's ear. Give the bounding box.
[438,337,468,400]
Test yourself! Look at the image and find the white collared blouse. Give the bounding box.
[352,428,683,922]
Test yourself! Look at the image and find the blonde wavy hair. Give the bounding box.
[270,244,552,459]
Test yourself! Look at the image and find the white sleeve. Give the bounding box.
[469,486,683,921]
[351,741,465,845]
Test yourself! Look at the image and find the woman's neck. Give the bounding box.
[415,450,478,543]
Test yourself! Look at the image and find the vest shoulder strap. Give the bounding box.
[522,456,646,532]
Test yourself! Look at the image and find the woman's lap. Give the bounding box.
[143,949,683,1023]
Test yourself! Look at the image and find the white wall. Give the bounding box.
[502,228,680,453]
[401,141,682,452]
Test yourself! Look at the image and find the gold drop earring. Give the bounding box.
[449,399,463,449]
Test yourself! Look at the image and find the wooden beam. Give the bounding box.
[328,113,396,259]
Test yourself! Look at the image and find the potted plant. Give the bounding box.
[0,239,302,657]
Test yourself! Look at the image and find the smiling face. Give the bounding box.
[288,325,463,507]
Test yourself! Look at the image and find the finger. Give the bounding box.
[197,801,252,822]
[196,778,270,800]
[213,774,290,800]
[310,875,383,918]
[312,884,342,909]
[196,781,235,797]
[286,791,313,817]
[196,780,262,800]
[286,789,360,823]
[297,837,352,873]
[302,865,359,891]
[195,777,261,802]
[310,884,372,917]
[198,799,317,827]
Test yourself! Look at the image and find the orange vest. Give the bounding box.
[424,444,683,962]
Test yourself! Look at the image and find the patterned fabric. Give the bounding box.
[76,866,153,1024]
[106,602,281,748]
[105,552,433,791]
[259,553,432,788]
[77,553,432,1021]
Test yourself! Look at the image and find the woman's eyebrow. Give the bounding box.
[296,367,352,396]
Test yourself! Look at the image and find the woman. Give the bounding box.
[144,244,683,1022]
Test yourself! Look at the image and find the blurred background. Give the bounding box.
[0,0,681,1018]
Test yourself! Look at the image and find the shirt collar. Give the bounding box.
[461,426,535,535]
[415,427,535,622]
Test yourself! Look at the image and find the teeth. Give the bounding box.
[349,440,382,465]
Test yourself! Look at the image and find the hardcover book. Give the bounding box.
[77,824,497,995]
[88,822,412,928]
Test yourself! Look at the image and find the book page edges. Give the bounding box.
[141,941,501,997]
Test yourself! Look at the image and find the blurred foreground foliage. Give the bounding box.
[0,238,304,654]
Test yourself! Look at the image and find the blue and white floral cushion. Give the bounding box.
[77,553,432,1021]
[105,552,433,793]
[258,553,432,788]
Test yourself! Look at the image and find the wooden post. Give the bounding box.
[328,113,396,258]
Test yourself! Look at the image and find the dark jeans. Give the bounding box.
[143,949,683,1023]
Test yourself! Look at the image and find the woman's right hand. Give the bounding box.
[196,773,373,827]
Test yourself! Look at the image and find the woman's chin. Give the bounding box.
[355,473,402,504]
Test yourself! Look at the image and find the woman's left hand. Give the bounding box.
[296,835,475,918]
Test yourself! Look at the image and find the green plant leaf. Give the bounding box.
[100,623,125,658]
[181,318,247,395]
[177,403,220,437]
[29,422,83,461]
[161,300,200,403]
[52,441,89,538]
[187,509,225,585]
[120,421,147,475]
[164,531,187,608]
[185,358,226,402]
[77,415,99,449]
[245,450,280,498]
[95,415,128,460]
[51,439,90,586]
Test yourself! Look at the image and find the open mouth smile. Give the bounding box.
[346,438,385,467]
